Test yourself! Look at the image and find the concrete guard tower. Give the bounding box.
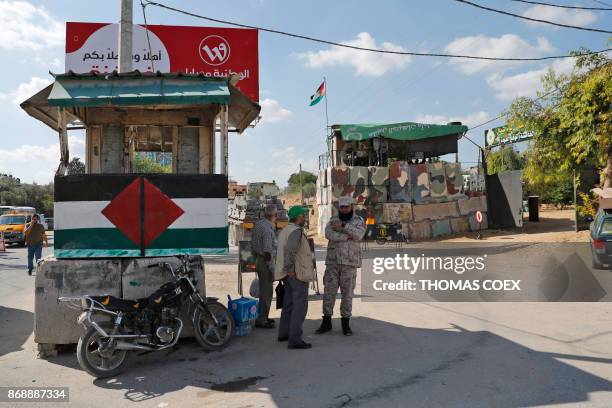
[20,71,260,354]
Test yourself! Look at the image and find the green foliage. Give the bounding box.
[302,182,317,198]
[287,171,317,194]
[505,49,612,189]
[577,191,598,218]
[0,174,54,215]
[539,180,574,208]
[67,157,85,175]
[486,147,526,174]
[132,155,172,173]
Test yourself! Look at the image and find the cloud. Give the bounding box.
[0,1,64,50]
[486,58,575,101]
[414,111,490,128]
[0,76,52,105]
[296,32,411,77]
[259,98,293,124]
[444,34,554,75]
[522,5,597,29]
[0,136,85,183]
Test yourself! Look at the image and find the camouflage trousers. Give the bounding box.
[322,264,357,318]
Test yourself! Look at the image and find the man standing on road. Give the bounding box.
[275,206,315,349]
[251,204,278,329]
[24,214,48,276]
[316,196,365,336]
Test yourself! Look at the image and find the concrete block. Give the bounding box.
[457,196,487,215]
[382,203,413,224]
[382,203,400,224]
[35,256,205,345]
[450,217,470,234]
[408,221,432,240]
[35,257,122,345]
[469,212,489,231]
[432,219,452,237]
[413,201,459,222]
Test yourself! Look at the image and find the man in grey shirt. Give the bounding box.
[251,204,278,328]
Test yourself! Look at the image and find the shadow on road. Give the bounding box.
[43,316,612,407]
[0,306,33,357]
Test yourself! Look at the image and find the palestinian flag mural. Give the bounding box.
[309,81,325,106]
[54,174,228,258]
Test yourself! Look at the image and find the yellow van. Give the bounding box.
[0,211,34,246]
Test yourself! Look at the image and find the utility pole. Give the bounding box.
[299,164,304,205]
[118,0,133,73]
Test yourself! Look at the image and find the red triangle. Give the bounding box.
[142,178,184,247]
[101,178,142,246]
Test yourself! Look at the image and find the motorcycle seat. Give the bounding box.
[89,295,141,312]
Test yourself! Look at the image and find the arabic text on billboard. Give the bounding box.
[484,126,533,147]
[65,22,259,101]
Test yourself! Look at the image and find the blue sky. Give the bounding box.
[0,0,609,185]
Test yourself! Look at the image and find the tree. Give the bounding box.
[288,171,317,186]
[505,49,611,189]
[486,146,526,174]
[0,174,54,215]
[67,157,86,175]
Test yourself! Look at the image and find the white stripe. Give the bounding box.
[170,198,227,229]
[54,198,227,230]
[54,201,113,230]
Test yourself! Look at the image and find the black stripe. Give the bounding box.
[146,174,228,198]
[55,174,138,202]
[55,174,228,201]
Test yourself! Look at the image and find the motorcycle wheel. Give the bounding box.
[193,301,235,351]
[375,238,387,245]
[76,325,130,378]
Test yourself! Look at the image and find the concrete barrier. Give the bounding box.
[408,221,432,240]
[450,217,470,234]
[432,219,452,237]
[457,196,487,215]
[413,201,459,222]
[35,256,206,349]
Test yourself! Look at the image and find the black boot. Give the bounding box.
[315,315,332,334]
[341,318,353,336]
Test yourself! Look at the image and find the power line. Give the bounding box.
[143,0,612,60]
[593,0,612,7]
[454,0,612,34]
[511,0,612,10]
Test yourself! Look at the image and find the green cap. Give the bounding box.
[288,205,308,219]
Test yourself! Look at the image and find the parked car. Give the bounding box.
[44,217,54,231]
[589,208,612,269]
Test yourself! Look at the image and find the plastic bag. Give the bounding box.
[249,277,260,298]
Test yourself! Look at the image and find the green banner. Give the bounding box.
[485,126,533,147]
[339,122,467,142]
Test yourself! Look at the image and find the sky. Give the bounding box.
[0,0,609,186]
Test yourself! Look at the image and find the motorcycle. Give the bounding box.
[59,255,234,378]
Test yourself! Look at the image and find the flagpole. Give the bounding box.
[323,76,329,137]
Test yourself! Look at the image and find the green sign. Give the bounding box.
[485,126,533,147]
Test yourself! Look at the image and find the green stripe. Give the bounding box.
[55,227,228,257]
[147,227,228,249]
[55,228,139,250]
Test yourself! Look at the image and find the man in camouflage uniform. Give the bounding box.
[316,196,366,336]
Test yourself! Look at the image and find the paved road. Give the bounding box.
[1,240,612,407]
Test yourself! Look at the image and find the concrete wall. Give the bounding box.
[35,256,205,345]
[176,127,200,173]
[100,125,124,173]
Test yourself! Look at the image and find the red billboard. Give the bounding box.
[65,22,259,101]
